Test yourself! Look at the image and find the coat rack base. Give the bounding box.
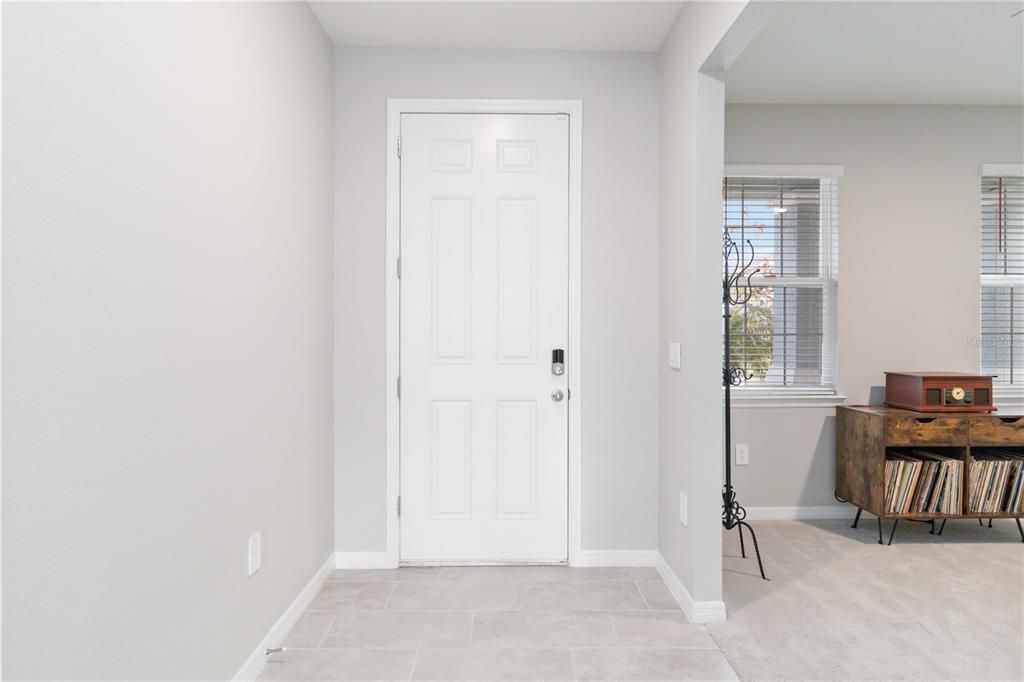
[722,487,769,581]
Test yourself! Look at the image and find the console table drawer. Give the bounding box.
[885,415,968,445]
[969,415,1024,445]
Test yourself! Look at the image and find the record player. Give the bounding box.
[884,372,995,413]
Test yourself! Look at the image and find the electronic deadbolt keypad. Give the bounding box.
[551,349,565,376]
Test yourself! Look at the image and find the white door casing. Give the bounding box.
[384,99,582,567]
[399,112,570,563]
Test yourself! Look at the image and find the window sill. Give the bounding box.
[727,389,847,409]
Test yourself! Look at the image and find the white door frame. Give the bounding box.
[385,98,583,566]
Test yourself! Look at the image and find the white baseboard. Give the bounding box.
[655,552,727,624]
[572,549,657,567]
[334,551,398,569]
[743,505,859,521]
[233,553,335,681]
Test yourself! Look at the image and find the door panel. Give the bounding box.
[400,113,569,563]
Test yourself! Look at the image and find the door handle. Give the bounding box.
[551,389,565,402]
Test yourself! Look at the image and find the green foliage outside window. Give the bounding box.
[728,287,774,382]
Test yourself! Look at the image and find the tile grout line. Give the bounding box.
[314,614,338,648]
[407,648,419,682]
[264,645,730,651]
[301,607,686,612]
[635,580,651,610]
[382,582,397,610]
[609,608,624,649]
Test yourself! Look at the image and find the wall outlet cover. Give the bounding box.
[248,531,262,576]
[668,342,682,370]
[679,492,688,526]
[735,444,750,466]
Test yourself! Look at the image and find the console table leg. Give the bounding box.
[1016,518,1024,543]
[852,507,862,529]
[887,519,899,546]
[737,522,747,558]
[877,517,884,545]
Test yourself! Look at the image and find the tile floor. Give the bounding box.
[261,519,1024,680]
[259,566,737,681]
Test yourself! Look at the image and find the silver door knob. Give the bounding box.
[551,389,565,402]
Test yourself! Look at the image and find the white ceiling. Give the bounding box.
[309,1,683,52]
[726,1,1024,105]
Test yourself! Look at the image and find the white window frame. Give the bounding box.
[724,164,846,408]
[980,163,1024,410]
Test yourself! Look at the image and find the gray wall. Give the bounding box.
[333,48,661,552]
[724,104,1024,509]
[658,1,746,605]
[2,3,334,678]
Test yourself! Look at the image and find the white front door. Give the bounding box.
[399,112,569,563]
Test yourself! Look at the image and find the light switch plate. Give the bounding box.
[668,342,682,370]
[735,444,750,466]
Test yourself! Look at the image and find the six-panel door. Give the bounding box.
[399,113,570,562]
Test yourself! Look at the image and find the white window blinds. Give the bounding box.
[723,175,839,390]
[980,175,1024,385]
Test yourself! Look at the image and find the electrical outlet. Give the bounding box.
[735,444,750,466]
[679,492,688,526]
[248,531,262,576]
[668,342,682,370]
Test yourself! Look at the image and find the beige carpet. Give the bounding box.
[711,519,1024,681]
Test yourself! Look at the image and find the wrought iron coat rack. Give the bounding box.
[722,228,769,581]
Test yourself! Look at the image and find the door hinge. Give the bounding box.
[396,256,402,279]
[397,496,402,517]
[397,376,401,399]
[397,136,402,158]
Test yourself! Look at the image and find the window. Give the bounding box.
[980,170,1024,388]
[723,167,840,395]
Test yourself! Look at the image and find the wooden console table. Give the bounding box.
[836,405,1024,544]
